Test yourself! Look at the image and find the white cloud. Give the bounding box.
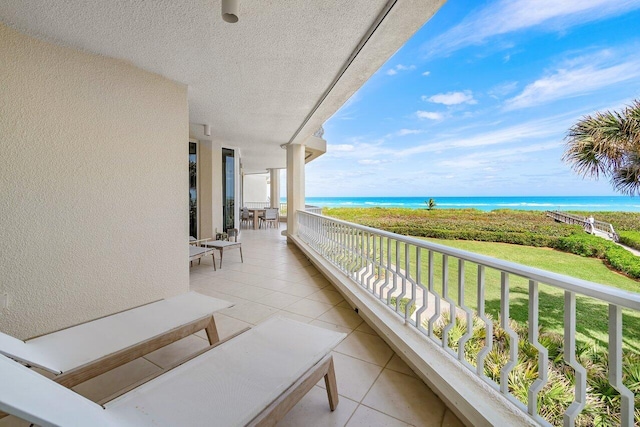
[386,64,416,76]
[488,81,519,98]
[422,0,640,57]
[358,159,381,165]
[424,90,477,105]
[504,52,640,110]
[396,129,423,136]
[395,114,573,157]
[328,144,355,152]
[422,71,431,76]
[416,111,444,120]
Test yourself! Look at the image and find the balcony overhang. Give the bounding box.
[0,0,445,174]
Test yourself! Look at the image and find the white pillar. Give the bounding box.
[268,168,280,209]
[286,144,305,238]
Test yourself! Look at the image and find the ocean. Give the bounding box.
[300,196,640,212]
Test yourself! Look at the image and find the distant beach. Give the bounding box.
[300,196,640,212]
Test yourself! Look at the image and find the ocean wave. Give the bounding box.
[364,202,406,206]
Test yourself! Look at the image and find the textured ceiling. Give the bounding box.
[0,0,444,172]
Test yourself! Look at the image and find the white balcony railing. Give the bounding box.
[296,211,639,427]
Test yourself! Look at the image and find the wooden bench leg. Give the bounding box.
[323,356,339,411]
[204,316,220,344]
[219,248,224,268]
[248,354,338,426]
[211,253,216,271]
[239,247,243,263]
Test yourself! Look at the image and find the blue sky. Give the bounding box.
[305,0,640,197]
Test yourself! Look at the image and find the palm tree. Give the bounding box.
[563,100,640,195]
[425,198,437,210]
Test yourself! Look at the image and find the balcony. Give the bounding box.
[0,227,462,427]
[293,211,640,426]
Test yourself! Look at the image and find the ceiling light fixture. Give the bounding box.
[204,124,211,136]
[222,0,239,23]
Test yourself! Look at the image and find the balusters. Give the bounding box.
[527,280,548,420]
[500,272,518,395]
[608,304,634,427]
[563,291,587,427]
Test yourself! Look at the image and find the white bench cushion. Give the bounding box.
[0,292,232,374]
[0,316,346,427]
[105,316,346,426]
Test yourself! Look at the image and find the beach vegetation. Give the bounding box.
[324,207,640,279]
[563,100,640,196]
[430,312,640,426]
[618,231,640,252]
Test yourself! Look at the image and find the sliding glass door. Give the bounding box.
[222,148,235,231]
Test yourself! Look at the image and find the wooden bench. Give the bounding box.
[0,292,232,388]
[0,316,346,426]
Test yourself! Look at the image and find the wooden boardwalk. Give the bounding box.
[546,210,619,241]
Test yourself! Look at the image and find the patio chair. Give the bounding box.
[0,292,232,388]
[241,208,253,229]
[260,207,279,228]
[0,316,345,426]
[189,244,216,270]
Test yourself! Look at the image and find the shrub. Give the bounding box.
[554,233,610,258]
[428,312,640,426]
[389,297,416,316]
[619,231,640,252]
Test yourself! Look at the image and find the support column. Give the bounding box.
[268,168,280,209]
[286,143,305,239]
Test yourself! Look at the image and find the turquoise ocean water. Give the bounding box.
[300,196,640,212]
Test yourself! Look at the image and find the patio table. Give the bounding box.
[248,208,265,229]
[201,240,243,268]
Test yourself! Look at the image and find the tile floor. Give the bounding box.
[0,227,463,427]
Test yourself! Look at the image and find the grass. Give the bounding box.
[366,236,640,352]
[417,238,640,352]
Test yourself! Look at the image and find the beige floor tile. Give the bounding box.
[362,369,445,427]
[73,358,161,402]
[441,409,465,427]
[188,286,248,304]
[143,335,209,368]
[338,300,353,309]
[0,416,31,427]
[256,291,303,309]
[385,354,417,378]
[228,284,275,302]
[317,307,363,329]
[334,331,394,367]
[355,321,377,335]
[220,301,279,325]
[270,310,314,324]
[252,277,295,291]
[279,283,320,298]
[346,405,412,427]
[309,319,354,335]
[194,314,252,342]
[277,386,358,427]
[283,298,334,318]
[307,288,345,305]
[316,352,383,402]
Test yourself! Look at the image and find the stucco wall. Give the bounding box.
[195,139,223,239]
[0,24,189,339]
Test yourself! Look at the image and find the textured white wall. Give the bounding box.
[243,174,269,203]
[0,24,189,339]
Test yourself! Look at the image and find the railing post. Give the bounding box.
[563,291,587,427]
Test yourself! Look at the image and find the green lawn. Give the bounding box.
[372,236,640,351]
